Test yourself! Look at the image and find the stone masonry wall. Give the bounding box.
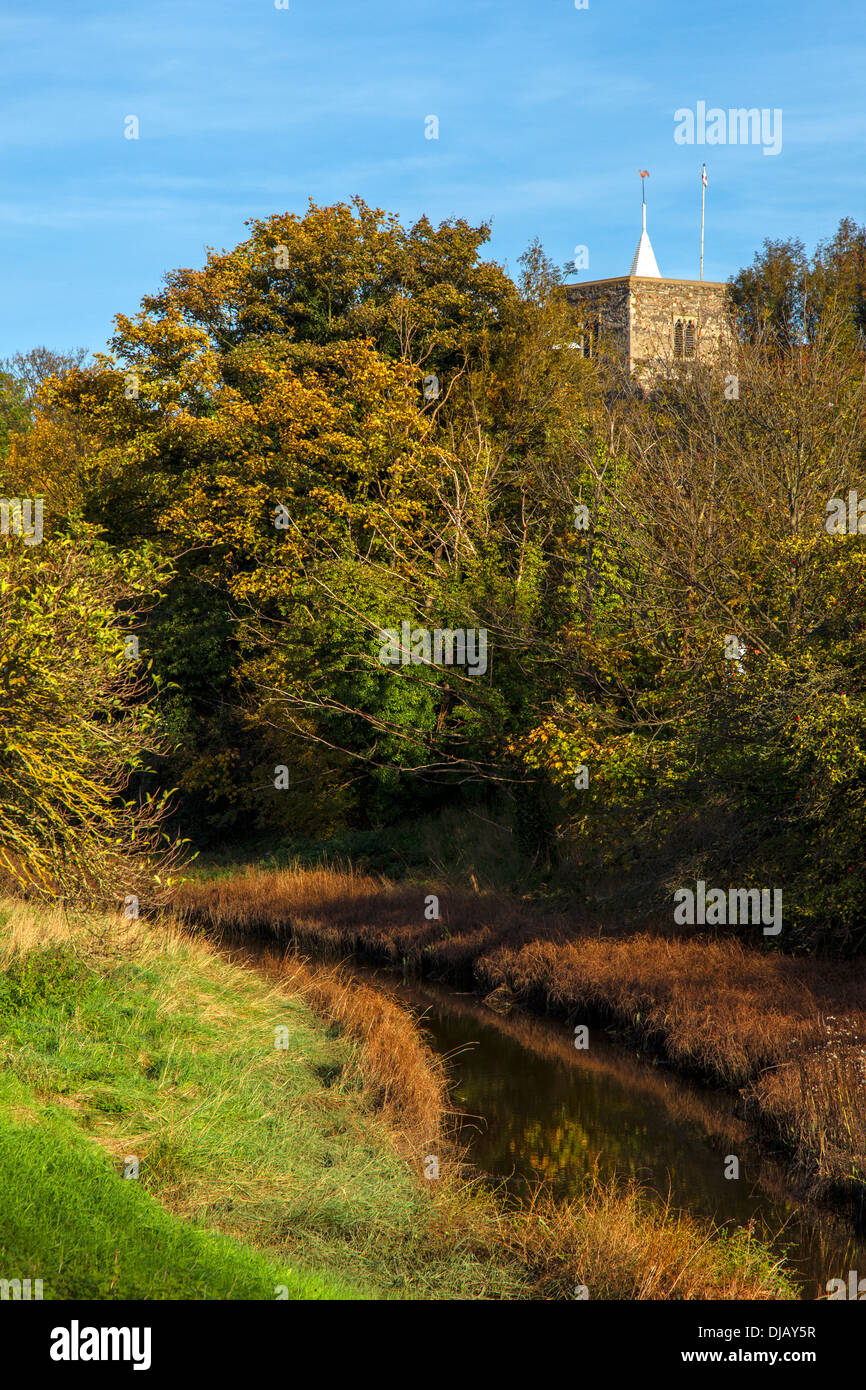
[564,280,631,362]
[564,277,733,380]
[628,278,732,376]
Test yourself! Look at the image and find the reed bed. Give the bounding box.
[177,864,866,1208]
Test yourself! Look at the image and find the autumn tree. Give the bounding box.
[521,310,866,946]
[730,218,866,348]
[5,204,602,848]
[0,527,183,910]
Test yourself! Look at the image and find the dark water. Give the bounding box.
[348,965,866,1301]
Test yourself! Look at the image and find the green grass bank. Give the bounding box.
[0,900,797,1301]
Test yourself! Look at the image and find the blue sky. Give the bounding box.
[0,0,863,358]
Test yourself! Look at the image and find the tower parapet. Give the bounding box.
[565,274,733,380]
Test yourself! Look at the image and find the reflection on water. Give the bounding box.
[357,968,866,1301]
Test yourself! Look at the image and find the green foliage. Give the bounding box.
[4,205,866,949]
[730,216,866,346]
[0,371,29,459]
[520,314,866,949]
[0,528,183,906]
[5,200,558,842]
[0,1115,358,1299]
[0,924,523,1299]
[128,195,517,371]
[0,948,85,1025]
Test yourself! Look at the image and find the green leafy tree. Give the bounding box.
[5,202,544,841]
[730,219,866,348]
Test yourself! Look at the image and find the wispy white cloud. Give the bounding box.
[1,0,864,356]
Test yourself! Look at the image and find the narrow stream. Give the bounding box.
[344,962,866,1301]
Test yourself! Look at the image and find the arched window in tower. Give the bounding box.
[674,319,684,358]
[684,320,696,358]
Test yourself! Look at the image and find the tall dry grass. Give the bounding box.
[502,1180,795,1301]
[3,891,800,1297]
[242,944,447,1161]
[176,864,866,1208]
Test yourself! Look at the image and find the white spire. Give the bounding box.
[629,193,661,277]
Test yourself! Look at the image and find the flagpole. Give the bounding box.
[700,164,706,281]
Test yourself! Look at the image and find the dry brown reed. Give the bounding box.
[176,864,866,1206]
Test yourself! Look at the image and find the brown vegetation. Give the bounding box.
[176,865,866,1210]
[501,1179,794,1301]
[198,918,797,1299]
[1,895,795,1298]
[240,943,446,1162]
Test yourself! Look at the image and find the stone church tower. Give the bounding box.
[564,195,732,381]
